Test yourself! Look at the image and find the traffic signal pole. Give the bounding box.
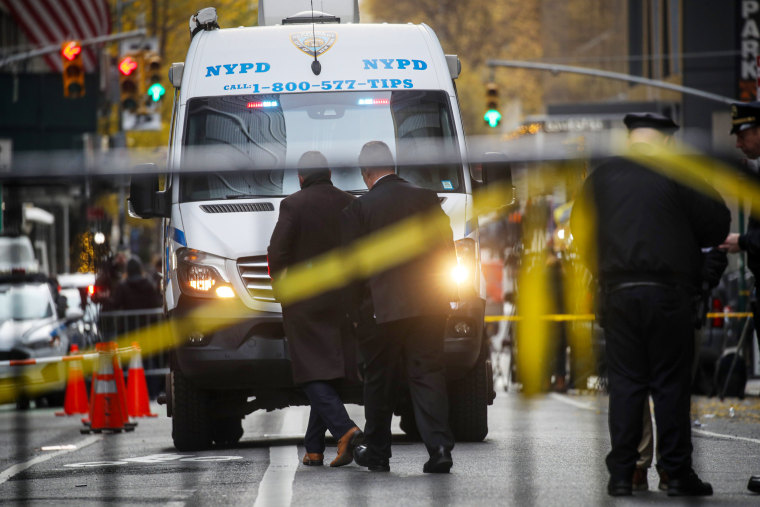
[486,59,735,105]
[0,29,147,70]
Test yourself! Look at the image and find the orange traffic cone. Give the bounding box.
[81,342,129,433]
[127,342,157,417]
[111,343,130,420]
[55,344,89,416]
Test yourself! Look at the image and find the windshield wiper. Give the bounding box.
[225,194,271,199]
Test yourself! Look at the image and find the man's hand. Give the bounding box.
[720,233,742,253]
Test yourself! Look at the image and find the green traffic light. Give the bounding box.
[147,82,166,102]
[484,109,502,128]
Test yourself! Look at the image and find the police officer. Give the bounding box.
[721,101,760,282]
[719,101,760,494]
[571,112,730,497]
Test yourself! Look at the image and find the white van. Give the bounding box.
[130,1,511,451]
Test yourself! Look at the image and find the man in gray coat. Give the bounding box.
[268,151,363,467]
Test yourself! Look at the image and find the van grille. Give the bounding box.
[237,255,276,302]
[201,203,274,214]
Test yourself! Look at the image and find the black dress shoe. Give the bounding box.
[607,478,632,497]
[423,446,453,473]
[667,469,713,497]
[354,444,390,472]
[749,475,760,494]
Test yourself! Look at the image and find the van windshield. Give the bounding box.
[180,90,461,201]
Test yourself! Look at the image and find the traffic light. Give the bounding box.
[61,40,85,98]
[483,82,502,128]
[118,53,141,112]
[143,51,165,105]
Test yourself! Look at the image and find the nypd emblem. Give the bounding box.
[290,31,337,57]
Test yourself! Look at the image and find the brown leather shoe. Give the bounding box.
[632,467,649,491]
[330,426,364,467]
[302,453,324,466]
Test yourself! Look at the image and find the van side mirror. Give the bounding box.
[129,163,170,219]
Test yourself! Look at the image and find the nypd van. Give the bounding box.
[130,1,509,451]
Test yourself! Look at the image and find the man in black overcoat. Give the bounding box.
[571,113,730,497]
[268,151,363,468]
[346,141,456,473]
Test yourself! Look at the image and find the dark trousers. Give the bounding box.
[604,285,694,481]
[302,380,356,454]
[358,315,454,460]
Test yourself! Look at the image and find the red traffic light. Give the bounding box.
[61,41,82,61]
[119,56,139,76]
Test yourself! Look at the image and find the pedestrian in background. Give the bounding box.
[718,101,760,495]
[111,257,162,311]
[267,151,363,468]
[571,112,730,497]
[345,140,456,473]
[92,252,126,311]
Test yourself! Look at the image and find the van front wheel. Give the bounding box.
[448,348,490,442]
[171,370,213,451]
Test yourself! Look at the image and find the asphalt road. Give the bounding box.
[1,391,759,506]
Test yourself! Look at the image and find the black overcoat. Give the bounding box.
[342,174,456,324]
[267,176,358,385]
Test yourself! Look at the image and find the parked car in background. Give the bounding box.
[0,273,71,408]
[57,272,99,350]
[0,235,39,274]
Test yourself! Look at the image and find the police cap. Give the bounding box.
[730,101,760,134]
[623,112,679,133]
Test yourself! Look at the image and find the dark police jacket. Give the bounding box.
[739,208,760,280]
[267,175,357,385]
[570,155,731,292]
[342,174,456,324]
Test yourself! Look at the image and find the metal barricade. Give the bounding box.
[97,307,167,397]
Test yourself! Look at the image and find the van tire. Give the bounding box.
[448,349,490,442]
[212,417,244,446]
[171,370,213,451]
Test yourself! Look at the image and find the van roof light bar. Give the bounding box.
[189,7,220,37]
[282,10,340,25]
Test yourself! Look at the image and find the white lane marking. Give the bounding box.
[41,445,77,451]
[254,446,298,507]
[551,393,760,445]
[65,453,244,467]
[692,428,760,445]
[0,434,101,485]
[549,392,601,411]
[253,408,306,507]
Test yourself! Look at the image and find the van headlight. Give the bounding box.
[451,238,478,292]
[176,248,235,298]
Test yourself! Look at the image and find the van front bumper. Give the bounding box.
[444,297,486,379]
[171,294,486,389]
[170,296,292,390]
